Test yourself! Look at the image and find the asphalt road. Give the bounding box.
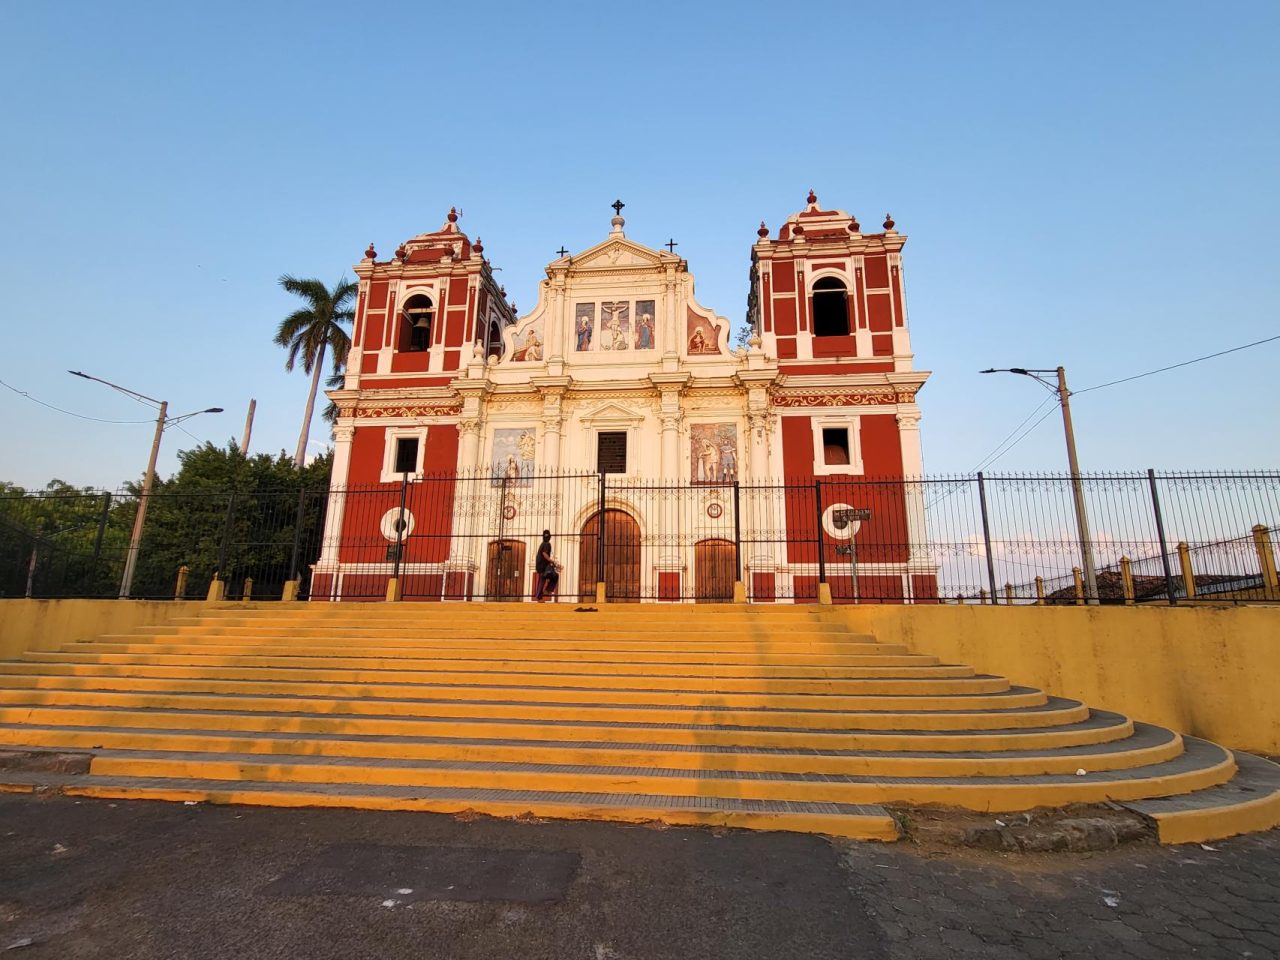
[1,793,1277,959]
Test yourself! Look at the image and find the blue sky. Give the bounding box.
[2,1,1276,489]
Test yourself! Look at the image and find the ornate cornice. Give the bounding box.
[351,402,463,419]
[771,386,918,407]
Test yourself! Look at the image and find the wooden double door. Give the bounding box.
[695,538,736,603]
[578,509,641,602]
[484,539,525,600]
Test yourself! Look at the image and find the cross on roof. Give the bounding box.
[556,246,568,258]
[611,199,625,216]
[665,238,678,252]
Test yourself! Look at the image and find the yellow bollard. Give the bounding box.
[1034,576,1045,606]
[174,565,189,600]
[1072,567,1084,606]
[206,574,226,602]
[242,577,253,602]
[1178,542,1196,599]
[1004,582,1014,605]
[978,588,988,605]
[281,579,300,602]
[1253,524,1278,599]
[1120,556,1135,605]
[385,577,402,602]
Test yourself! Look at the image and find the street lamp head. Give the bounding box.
[204,408,224,414]
[979,368,998,374]
[1009,367,1030,376]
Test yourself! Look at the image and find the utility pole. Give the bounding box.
[1055,366,1099,604]
[119,400,167,598]
[240,398,256,454]
[68,371,222,599]
[980,365,1100,604]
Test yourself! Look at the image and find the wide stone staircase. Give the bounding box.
[0,603,1276,843]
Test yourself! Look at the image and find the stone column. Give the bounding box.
[319,424,355,563]
[896,410,926,562]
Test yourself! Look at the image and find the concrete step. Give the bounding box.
[49,650,936,670]
[0,719,1180,777]
[134,624,873,642]
[0,770,901,841]
[1124,751,1280,843]
[16,734,1229,811]
[0,672,1015,707]
[0,686,1053,727]
[0,698,1096,746]
[0,660,979,689]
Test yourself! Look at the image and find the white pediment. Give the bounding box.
[564,238,672,271]
[580,401,646,425]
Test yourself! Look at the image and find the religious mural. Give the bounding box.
[690,423,739,483]
[687,309,720,355]
[510,322,543,362]
[600,302,630,350]
[491,427,537,485]
[634,300,656,350]
[574,303,595,351]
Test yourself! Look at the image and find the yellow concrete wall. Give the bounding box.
[0,599,209,660]
[839,604,1280,756]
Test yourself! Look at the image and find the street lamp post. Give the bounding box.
[69,371,222,599]
[980,366,1099,604]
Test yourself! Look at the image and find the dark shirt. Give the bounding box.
[536,541,552,574]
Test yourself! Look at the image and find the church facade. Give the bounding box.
[316,192,933,603]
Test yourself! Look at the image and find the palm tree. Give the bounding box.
[274,275,357,466]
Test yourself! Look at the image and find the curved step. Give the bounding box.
[68,642,911,665]
[0,660,979,688]
[0,686,1055,727]
[0,771,901,841]
[0,719,1179,777]
[1124,751,1280,843]
[77,734,1231,810]
[28,651,946,676]
[0,699,1097,746]
[0,672,1015,707]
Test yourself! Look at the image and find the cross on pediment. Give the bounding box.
[611,199,625,216]
[556,246,568,258]
[665,238,678,252]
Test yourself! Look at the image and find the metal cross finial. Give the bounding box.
[556,246,568,258]
[611,199,625,216]
[665,238,678,252]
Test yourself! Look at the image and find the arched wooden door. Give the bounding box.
[578,509,641,602]
[485,539,525,600]
[695,538,736,603]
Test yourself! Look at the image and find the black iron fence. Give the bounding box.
[1,470,1276,604]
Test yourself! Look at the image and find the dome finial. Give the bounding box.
[447,206,458,223]
[806,189,818,207]
[883,213,895,231]
[364,242,376,260]
[757,221,769,238]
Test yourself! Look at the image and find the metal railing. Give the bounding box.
[1,470,1276,604]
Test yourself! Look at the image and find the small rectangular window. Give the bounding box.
[394,436,420,474]
[597,431,627,474]
[822,428,850,466]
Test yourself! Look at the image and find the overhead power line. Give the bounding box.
[0,377,155,425]
[1075,333,1280,395]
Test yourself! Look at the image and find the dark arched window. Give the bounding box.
[401,294,434,352]
[811,277,850,337]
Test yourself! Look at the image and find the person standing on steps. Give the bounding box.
[534,529,559,602]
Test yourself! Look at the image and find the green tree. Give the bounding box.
[274,275,356,466]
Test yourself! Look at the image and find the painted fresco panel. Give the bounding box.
[511,322,544,361]
[687,309,720,354]
[491,427,537,485]
[574,303,595,351]
[690,423,739,483]
[600,301,630,351]
[634,300,656,350]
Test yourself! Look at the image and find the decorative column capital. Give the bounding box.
[333,425,355,443]
[456,417,482,438]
